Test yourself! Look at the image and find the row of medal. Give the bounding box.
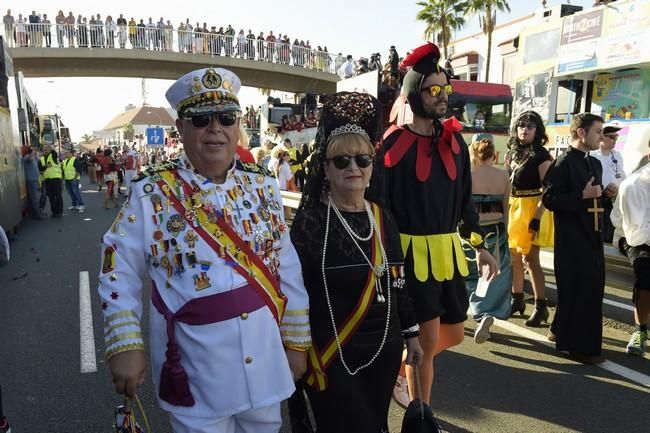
[141,171,287,291]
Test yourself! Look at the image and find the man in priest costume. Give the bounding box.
[542,113,606,364]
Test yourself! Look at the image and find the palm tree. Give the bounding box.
[81,133,94,145]
[465,0,511,82]
[123,122,135,141]
[415,0,468,60]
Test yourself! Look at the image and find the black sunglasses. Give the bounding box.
[517,122,536,130]
[185,111,240,128]
[328,154,374,169]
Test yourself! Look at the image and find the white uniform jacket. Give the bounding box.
[611,162,650,247]
[591,149,625,188]
[98,156,311,418]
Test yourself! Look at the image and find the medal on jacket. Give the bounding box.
[184,230,197,248]
[167,214,186,237]
[151,193,163,213]
[160,256,173,286]
[193,272,211,291]
[186,251,198,268]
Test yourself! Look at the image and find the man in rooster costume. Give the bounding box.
[377,42,497,405]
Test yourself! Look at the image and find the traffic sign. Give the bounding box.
[146,127,165,146]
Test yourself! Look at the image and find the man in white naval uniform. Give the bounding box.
[99,67,311,433]
[591,120,626,243]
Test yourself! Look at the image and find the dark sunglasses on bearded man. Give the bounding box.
[184,111,240,128]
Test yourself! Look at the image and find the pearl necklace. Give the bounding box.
[321,198,391,376]
[328,194,374,242]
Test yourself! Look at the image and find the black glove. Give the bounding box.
[528,218,541,232]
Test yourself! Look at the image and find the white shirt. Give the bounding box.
[277,161,293,190]
[338,60,354,79]
[591,149,625,187]
[611,162,650,247]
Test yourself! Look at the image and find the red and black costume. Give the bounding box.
[377,43,484,324]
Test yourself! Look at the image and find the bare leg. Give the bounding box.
[635,291,650,326]
[405,319,464,404]
[523,245,545,300]
[511,249,524,293]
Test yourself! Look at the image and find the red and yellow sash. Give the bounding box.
[156,170,287,324]
[306,203,384,390]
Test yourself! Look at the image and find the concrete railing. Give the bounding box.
[2,22,341,74]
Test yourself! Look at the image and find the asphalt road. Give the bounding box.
[0,177,648,433]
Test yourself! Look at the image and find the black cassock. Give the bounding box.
[542,146,605,356]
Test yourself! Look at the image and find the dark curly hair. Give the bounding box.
[506,110,548,165]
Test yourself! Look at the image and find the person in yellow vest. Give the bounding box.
[39,148,64,218]
[63,149,85,213]
[284,138,303,189]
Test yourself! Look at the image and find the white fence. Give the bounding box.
[2,22,340,74]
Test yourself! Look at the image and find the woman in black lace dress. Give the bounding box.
[290,92,422,433]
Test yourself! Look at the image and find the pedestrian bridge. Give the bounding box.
[4,24,340,94]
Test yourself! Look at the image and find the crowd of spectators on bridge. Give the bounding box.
[2,9,340,72]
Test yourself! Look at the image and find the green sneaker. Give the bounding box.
[626,330,647,357]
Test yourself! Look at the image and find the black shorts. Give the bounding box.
[620,239,650,302]
[404,265,468,325]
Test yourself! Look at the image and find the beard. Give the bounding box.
[420,101,447,120]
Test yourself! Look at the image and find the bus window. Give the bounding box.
[447,79,513,134]
[448,102,512,134]
[554,79,584,123]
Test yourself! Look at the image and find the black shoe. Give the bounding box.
[510,292,526,316]
[569,352,604,365]
[525,299,549,327]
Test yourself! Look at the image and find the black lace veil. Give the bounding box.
[297,92,384,213]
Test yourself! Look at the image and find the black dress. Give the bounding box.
[542,147,605,356]
[290,201,417,433]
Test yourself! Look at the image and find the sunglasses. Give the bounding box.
[328,154,374,169]
[184,111,240,128]
[604,134,618,140]
[422,84,453,97]
[517,122,537,130]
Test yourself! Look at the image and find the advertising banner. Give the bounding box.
[558,9,603,73]
[591,70,650,120]
[556,0,650,75]
[514,68,553,123]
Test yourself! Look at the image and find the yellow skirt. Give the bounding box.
[400,233,469,282]
[507,195,554,255]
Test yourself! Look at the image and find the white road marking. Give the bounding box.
[79,271,98,373]
[493,318,650,388]
[546,282,634,312]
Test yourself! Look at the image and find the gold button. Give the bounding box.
[240,312,249,320]
[245,356,253,364]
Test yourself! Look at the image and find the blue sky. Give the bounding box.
[3,0,595,140]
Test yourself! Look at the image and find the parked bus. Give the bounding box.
[0,36,26,232]
[513,0,650,174]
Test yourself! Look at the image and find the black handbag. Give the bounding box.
[287,380,316,433]
[400,366,442,433]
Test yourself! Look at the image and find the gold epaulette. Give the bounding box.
[236,160,275,178]
[132,160,181,183]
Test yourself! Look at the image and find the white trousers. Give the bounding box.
[169,403,282,433]
[124,169,136,193]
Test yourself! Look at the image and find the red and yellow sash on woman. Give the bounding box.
[306,203,384,390]
[155,170,287,324]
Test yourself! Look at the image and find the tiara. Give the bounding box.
[327,123,370,142]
